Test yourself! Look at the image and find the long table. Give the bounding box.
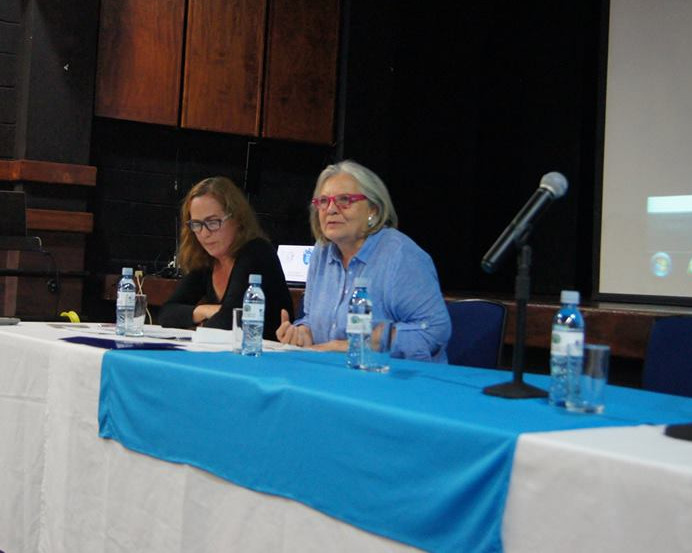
[2,322,692,552]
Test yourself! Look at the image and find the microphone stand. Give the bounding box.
[483,242,548,399]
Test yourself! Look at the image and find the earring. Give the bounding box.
[367,215,375,228]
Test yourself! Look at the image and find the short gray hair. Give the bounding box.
[309,160,398,244]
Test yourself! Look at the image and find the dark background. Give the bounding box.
[1,0,606,315]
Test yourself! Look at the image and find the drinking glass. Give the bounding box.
[367,320,395,373]
[232,307,243,349]
[130,294,147,337]
[566,343,610,413]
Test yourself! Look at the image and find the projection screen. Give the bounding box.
[599,0,692,302]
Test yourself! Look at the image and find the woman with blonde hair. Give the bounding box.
[159,176,293,336]
[276,160,450,362]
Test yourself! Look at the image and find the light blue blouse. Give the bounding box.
[295,228,451,362]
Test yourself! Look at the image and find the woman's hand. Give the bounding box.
[276,309,314,347]
[193,304,221,325]
[309,340,347,352]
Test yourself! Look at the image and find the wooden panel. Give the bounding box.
[263,0,340,144]
[16,277,83,320]
[5,232,86,319]
[497,298,690,360]
[95,0,185,126]
[103,276,305,317]
[0,251,19,316]
[0,159,96,185]
[290,288,304,318]
[20,232,86,272]
[103,274,178,306]
[502,301,662,360]
[27,209,94,233]
[445,293,692,363]
[182,0,266,135]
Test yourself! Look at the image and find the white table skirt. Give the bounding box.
[504,424,692,553]
[2,322,692,552]
[0,323,420,553]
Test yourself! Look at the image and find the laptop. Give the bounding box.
[277,245,314,286]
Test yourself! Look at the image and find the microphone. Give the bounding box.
[481,172,568,273]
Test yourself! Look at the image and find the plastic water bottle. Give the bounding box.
[549,290,585,407]
[115,267,136,336]
[241,274,265,356]
[346,277,373,369]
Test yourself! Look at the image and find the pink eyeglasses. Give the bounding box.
[311,194,367,210]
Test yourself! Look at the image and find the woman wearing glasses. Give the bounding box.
[276,160,451,362]
[159,176,293,335]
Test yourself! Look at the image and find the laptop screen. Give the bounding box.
[277,245,313,285]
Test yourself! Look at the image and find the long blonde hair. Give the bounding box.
[178,176,266,272]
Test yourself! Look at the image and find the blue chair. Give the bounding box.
[445,299,507,368]
[642,315,692,398]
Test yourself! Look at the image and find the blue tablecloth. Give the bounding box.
[98,349,692,553]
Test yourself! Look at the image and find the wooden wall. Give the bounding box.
[0,160,96,319]
[2,0,611,325]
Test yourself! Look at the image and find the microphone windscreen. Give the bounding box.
[539,172,568,198]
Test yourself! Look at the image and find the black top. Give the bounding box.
[158,238,294,339]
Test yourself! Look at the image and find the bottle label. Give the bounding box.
[347,313,372,334]
[117,291,135,308]
[243,303,264,323]
[551,328,584,357]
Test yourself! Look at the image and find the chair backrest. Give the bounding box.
[642,315,692,398]
[446,299,507,368]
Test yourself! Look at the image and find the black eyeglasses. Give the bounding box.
[186,214,232,233]
[311,194,367,210]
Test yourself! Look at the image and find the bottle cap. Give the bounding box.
[122,267,133,276]
[560,290,580,304]
[354,277,369,288]
[249,273,262,284]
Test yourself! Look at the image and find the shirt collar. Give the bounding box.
[326,229,385,265]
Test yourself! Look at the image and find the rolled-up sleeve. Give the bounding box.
[384,243,451,362]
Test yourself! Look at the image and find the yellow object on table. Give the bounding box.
[60,310,81,323]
